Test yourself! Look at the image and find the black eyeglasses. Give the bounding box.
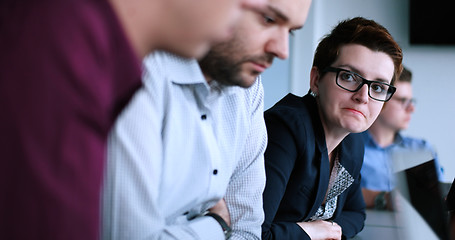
[323,67,396,102]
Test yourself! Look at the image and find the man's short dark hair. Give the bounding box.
[399,66,412,83]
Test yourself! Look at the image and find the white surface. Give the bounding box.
[394,192,439,240]
[352,210,400,240]
[391,149,433,173]
[353,194,439,240]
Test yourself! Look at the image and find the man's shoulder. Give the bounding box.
[399,135,435,151]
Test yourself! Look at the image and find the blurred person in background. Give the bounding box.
[361,66,443,210]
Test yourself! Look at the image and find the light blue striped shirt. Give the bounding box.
[102,51,267,240]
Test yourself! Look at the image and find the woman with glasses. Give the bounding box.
[261,17,403,240]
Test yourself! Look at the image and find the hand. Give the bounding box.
[362,188,394,210]
[208,198,231,227]
[361,188,377,208]
[297,220,342,240]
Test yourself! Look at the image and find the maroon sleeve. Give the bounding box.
[0,0,142,239]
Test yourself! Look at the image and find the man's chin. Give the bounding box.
[214,71,259,88]
[238,73,259,88]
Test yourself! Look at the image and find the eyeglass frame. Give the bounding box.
[392,97,416,109]
[323,67,396,102]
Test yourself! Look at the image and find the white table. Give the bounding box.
[352,194,439,240]
[351,210,401,240]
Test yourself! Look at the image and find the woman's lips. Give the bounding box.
[345,108,366,118]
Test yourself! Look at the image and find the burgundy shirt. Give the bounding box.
[0,0,142,239]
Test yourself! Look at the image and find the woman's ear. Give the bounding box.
[310,66,320,94]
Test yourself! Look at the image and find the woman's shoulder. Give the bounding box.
[339,133,365,172]
[343,133,365,155]
[345,132,365,144]
[265,93,313,121]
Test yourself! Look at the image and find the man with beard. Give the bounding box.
[102,0,311,239]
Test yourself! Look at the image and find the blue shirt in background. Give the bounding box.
[361,131,444,192]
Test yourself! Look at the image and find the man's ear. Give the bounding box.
[310,66,320,94]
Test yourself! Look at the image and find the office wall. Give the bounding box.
[261,0,455,182]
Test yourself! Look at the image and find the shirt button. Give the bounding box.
[201,114,207,120]
[213,169,218,175]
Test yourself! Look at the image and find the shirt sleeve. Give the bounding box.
[101,54,225,240]
[224,78,267,240]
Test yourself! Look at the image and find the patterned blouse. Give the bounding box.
[309,157,355,221]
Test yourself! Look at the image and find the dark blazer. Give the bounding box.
[262,93,366,240]
[447,178,455,211]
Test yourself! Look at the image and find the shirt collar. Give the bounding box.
[162,53,206,85]
[394,132,404,145]
[162,52,242,95]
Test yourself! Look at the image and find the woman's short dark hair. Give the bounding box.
[313,17,403,85]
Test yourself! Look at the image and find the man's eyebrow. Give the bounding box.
[267,5,288,22]
[267,5,304,31]
[291,26,303,31]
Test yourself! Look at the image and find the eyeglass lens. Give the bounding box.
[336,70,392,101]
[395,97,416,108]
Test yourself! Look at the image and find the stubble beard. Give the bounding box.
[199,43,274,88]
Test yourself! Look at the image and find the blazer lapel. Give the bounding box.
[303,94,331,218]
